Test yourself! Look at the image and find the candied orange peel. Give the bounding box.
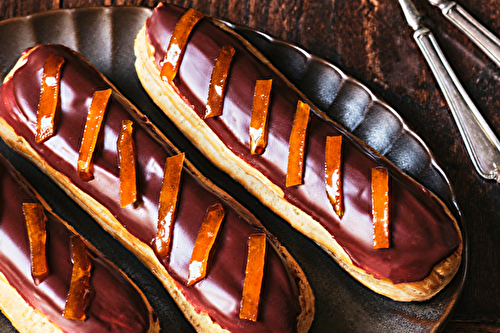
[22,203,49,285]
[372,167,390,249]
[161,8,205,82]
[117,119,137,208]
[63,235,92,322]
[239,233,267,322]
[155,153,185,257]
[286,100,310,187]
[36,54,65,143]
[187,203,225,286]
[205,45,236,118]
[325,135,344,219]
[249,79,273,155]
[77,88,112,181]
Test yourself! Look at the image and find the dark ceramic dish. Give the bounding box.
[0,6,467,332]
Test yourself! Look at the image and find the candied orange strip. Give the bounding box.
[249,79,273,155]
[77,88,112,181]
[372,167,390,249]
[239,233,267,322]
[325,136,344,219]
[286,100,310,187]
[187,203,225,286]
[22,203,49,285]
[36,54,65,143]
[205,45,236,118]
[117,119,137,208]
[160,8,205,82]
[155,153,185,257]
[63,235,92,322]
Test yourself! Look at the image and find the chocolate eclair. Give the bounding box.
[134,3,462,301]
[0,44,314,333]
[0,156,159,333]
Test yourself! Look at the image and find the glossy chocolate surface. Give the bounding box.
[0,160,152,332]
[0,45,301,332]
[146,3,461,283]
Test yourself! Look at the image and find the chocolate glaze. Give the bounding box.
[0,160,152,332]
[0,45,301,332]
[146,3,461,283]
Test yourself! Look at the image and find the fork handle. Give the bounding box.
[438,1,500,68]
[414,27,500,181]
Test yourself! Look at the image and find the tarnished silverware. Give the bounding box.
[428,0,500,68]
[397,0,500,182]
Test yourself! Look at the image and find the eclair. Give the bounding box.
[0,156,159,333]
[134,3,463,301]
[0,44,314,333]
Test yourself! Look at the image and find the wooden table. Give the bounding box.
[1,0,498,332]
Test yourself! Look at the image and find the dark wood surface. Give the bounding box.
[1,0,499,332]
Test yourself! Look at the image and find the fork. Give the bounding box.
[428,0,500,68]
[397,0,500,182]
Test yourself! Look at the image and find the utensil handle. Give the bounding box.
[440,1,500,68]
[414,28,500,181]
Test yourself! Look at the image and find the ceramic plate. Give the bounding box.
[0,6,467,332]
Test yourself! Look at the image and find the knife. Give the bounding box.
[397,0,500,182]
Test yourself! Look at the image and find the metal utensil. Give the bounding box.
[397,0,500,182]
[428,0,500,68]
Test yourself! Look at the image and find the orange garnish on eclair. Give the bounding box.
[161,8,205,82]
[77,88,112,181]
[36,54,65,143]
[286,100,310,187]
[63,235,93,321]
[239,233,267,322]
[187,203,225,286]
[155,153,185,257]
[372,167,390,249]
[117,119,137,208]
[325,136,344,219]
[250,79,273,155]
[22,203,49,285]
[205,45,236,118]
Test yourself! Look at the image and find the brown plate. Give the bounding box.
[0,6,467,332]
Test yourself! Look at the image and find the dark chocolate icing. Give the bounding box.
[0,159,152,332]
[146,3,461,284]
[0,45,301,332]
